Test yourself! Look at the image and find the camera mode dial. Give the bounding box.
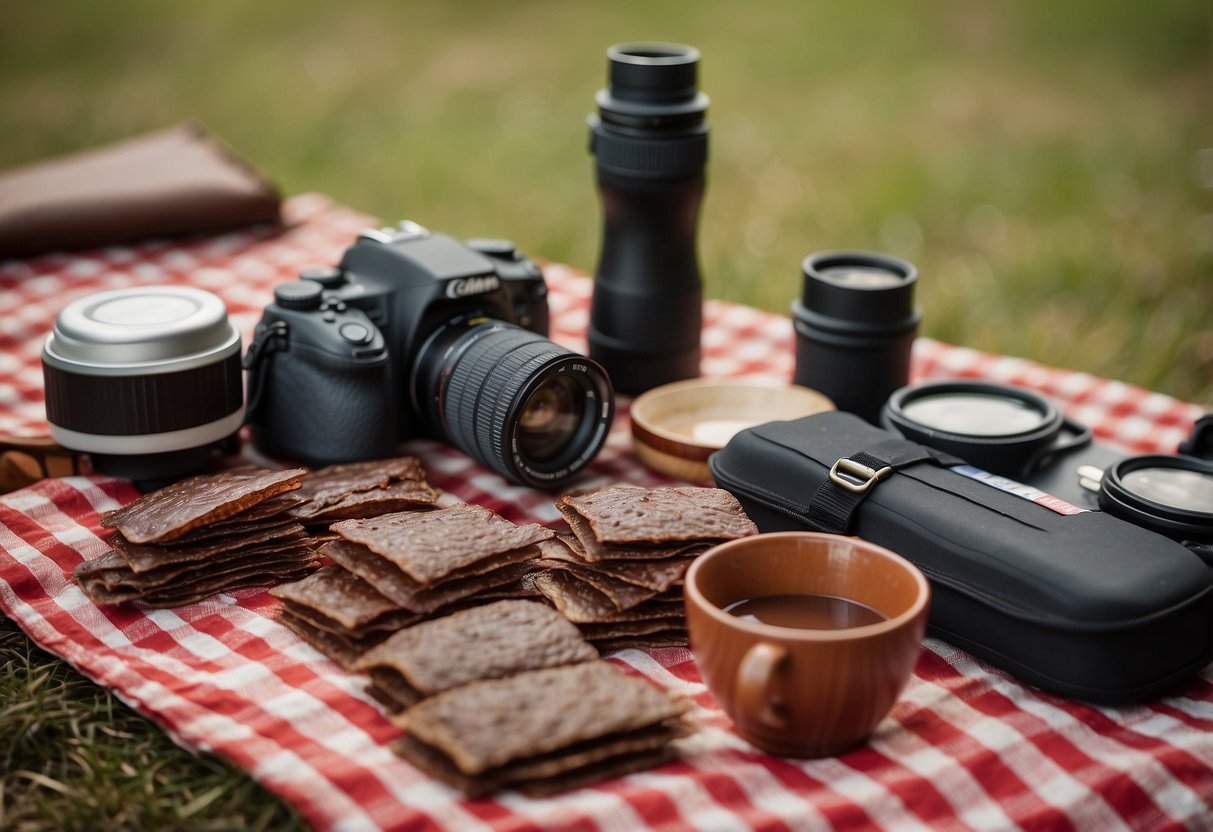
[274,281,323,311]
[299,265,346,290]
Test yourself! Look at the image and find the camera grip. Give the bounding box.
[736,641,790,730]
[249,345,397,465]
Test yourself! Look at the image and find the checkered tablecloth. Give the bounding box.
[2,194,1211,831]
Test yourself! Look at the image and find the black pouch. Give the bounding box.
[709,410,1213,703]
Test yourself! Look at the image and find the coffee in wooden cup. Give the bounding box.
[684,531,930,757]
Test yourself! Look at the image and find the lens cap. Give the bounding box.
[795,251,919,332]
[882,380,1091,480]
[1099,454,1213,544]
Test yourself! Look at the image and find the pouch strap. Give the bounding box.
[808,438,962,534]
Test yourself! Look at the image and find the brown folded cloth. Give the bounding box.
[0,122,281,259]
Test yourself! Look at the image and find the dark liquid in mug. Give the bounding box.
[724,593,888,630]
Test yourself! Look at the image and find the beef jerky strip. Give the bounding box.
[555,502,714,562]
[352,600,596,703]
[531,559,658,611]
[80,566,316,608]
[533,571,683,624]
[538,536,698,591]
[397,660,689,776]
[290,457,427,512]
[89,542,317,591]
[110,522,308,572]
[560,486,757,545]
[102,467,306,544]
[291,479,440,523]
[395,729,680,798]
[366,667,422,712]
[279,611,386,668]
[75,542,313,592]
[592,632,690,653]
[321,539,538,604]
[164,494,305,543]
[577,618,687,639]
[279,599,422,639]
[331,504,552,585]
[270,565,402,631]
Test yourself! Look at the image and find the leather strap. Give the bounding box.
[808,438,962,534]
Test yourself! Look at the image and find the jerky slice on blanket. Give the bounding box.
[77,538,314,594]
[321,539,539,613]
[539,487,755,650]
[110,521,308,572]
[76,468,314,608]
[292,479,440,523]
[394,661,691,797]
[554,504,712,562]
[351,600,597,711]
[561,485,757,545]
[331,504,553,585]
[101,467,306,543]
[289,457,440,523]
[272,566,425,666]
[91,563,318,609]
[533,571,689,651]
[539,536,695,593]
[271,564,404,632]
[532,557,659,611]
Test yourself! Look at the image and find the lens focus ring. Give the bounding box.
[478,346,571,476]
[421,321,613,487]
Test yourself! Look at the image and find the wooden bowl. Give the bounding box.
[630,378,835,482]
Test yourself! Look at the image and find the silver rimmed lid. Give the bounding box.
[42,286,239,374]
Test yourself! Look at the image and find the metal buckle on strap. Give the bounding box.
[829,457,893,494]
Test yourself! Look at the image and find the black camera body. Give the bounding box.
[245,222,613,488]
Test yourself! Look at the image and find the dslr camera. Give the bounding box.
[244,221,614,487]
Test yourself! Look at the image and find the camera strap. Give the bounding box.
[807,438,963,535]
[240,321,289,420]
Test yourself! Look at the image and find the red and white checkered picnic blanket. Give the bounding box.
[2,194,1211,831]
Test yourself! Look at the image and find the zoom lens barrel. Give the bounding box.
[588,42,709,395]
[414,320,614,488]
[792,251,921,423]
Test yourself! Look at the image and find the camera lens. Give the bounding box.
[41,286,244,486]
[414,320,614,488]
[1121,467,1213,513]
[517,374,582,463]
[791,251,921,423]
[1099,455,1213,544]
[587,42,710,395]
[882,380,1093,480]
[899,391,1050,437]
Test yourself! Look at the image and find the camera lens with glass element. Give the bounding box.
[792,251,921,423]
[41,286,243,486]
[1095,455,1213,548]
[413,319,614,488]
[587,42,710,395]
[882,380,1092,481]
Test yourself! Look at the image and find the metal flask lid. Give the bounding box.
[42,286,240,375]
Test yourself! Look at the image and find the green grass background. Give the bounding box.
[1,1,1210,827]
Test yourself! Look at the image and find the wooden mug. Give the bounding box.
[684,531,930,757]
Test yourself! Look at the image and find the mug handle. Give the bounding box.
[736,642,789,729]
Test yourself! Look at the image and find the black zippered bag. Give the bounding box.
[709,411,1213,703]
